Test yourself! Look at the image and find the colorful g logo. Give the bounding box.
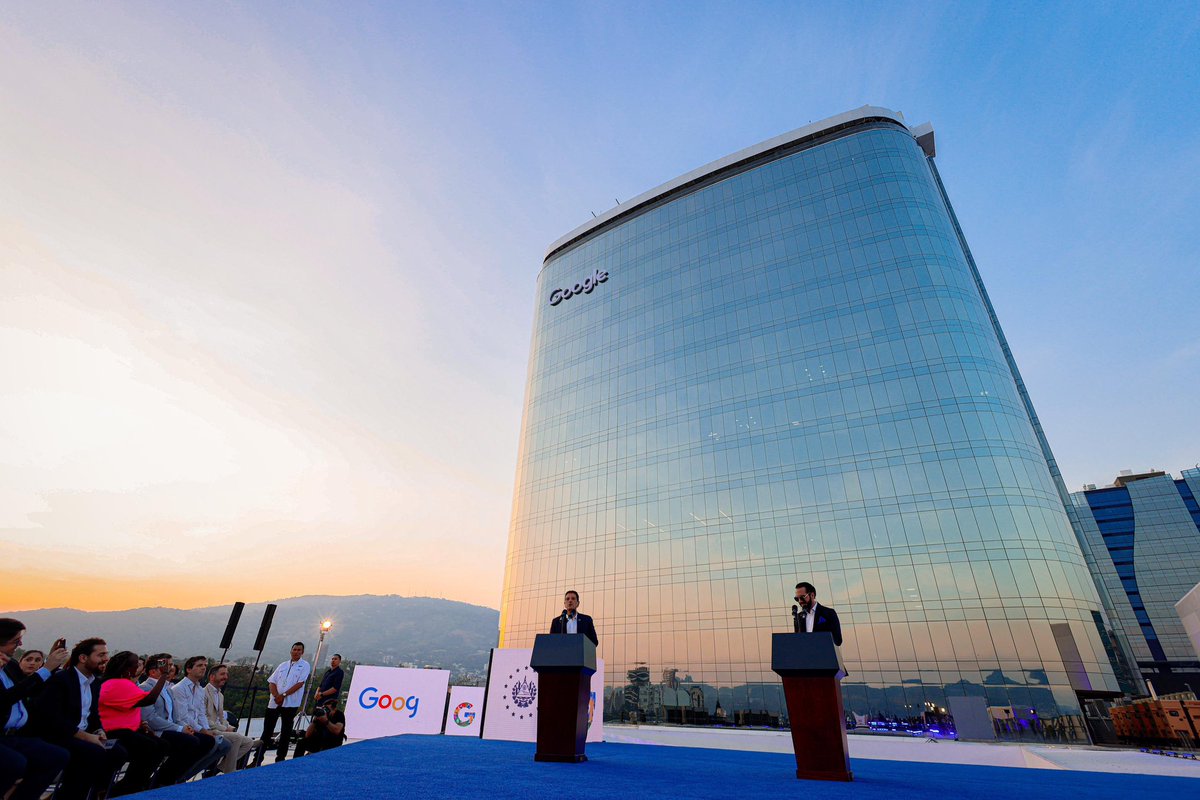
[453,702,476,727]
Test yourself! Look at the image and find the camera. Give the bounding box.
[313,705,327,719]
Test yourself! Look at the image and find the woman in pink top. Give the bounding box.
[100,651,171,795]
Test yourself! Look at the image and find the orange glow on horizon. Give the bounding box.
[0,561,500,614]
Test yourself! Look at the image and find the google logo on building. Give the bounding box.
[358,687,421,718]
[548,268,609,307]
[453,702,476,727]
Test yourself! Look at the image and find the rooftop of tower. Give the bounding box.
[543,105,934,265]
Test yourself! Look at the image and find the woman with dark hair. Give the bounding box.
[99,651,171,795]
[2,650,41,686]
[16,650,46,677]
[1,650,49,711]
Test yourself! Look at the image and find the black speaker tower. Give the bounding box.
[238,603,279,731]
[253,604,277,652]
[217,601,245,664]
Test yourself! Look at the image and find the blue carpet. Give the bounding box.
[139,736,1194,800]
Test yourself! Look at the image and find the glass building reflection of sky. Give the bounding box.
[499,107,1120,738]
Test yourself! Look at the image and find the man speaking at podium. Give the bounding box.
[549,590,599,646]
[794,581,842,646]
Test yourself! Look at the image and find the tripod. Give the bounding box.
[289,621,332,742]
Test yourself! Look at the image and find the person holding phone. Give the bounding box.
[26,637,128,800]
[99,651,173,793]
[0,619,70,800]
[139,655,217,785]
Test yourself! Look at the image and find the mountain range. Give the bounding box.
[3,595,499,675]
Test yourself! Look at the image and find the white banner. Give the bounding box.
[344,666,450,739]
[444,686,486,736]
[481,648,604,743]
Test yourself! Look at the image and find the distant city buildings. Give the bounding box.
[1072,466,1200,694]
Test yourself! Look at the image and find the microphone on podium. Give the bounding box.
[560,609,569,630]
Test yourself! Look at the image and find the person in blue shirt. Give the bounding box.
[138,655,217,784]
[311,654,344,710]
[0,619,70,800]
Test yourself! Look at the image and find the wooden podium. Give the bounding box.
[772,632,852,781]
[530,633,596,763]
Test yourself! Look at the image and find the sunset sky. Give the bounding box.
[2,2,1197,612]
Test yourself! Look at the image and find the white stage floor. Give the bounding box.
[602,724,1200,778]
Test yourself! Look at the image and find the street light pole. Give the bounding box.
[292,619,333,737]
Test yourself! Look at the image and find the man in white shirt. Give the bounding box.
[140,655,217,785]
[203,663,260,772]
[171,656,230,777]
[260,642,311,762]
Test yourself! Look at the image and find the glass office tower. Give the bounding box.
[500,107,1121,740]
[1071,467,1200,694]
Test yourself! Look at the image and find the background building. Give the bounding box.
[1073,466,1200,694]
[1177,582,1200,664]
[500,106,1122,741]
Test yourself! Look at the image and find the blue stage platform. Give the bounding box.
[141,736,1194,800]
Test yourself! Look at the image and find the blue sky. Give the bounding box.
[1,1,1197,609]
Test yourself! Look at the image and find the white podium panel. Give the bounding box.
[344,666,450,738]
[481,647,604,742]
[444,685,486,736]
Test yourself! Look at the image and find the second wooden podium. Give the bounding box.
[772,632,852,781]
[530,633,596,763]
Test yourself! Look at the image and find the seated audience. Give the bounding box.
[203,663,260,772]
[99,651,173,795]
[171,657,230,775]
[0,620,70,800]
[293,696,346,757]
[27,637,129,800]
[139,654,218,784]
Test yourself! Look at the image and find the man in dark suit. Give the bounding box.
[0,619,70,800]
[548,590,599,646]
[794,582,843,646]
[28,638,127,800]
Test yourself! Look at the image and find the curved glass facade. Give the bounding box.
[500,115,1119,740]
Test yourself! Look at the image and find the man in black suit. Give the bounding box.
[0,618,70,800]
[793,582,843,646]
[548,590,599,646]
[28,638,127,800]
